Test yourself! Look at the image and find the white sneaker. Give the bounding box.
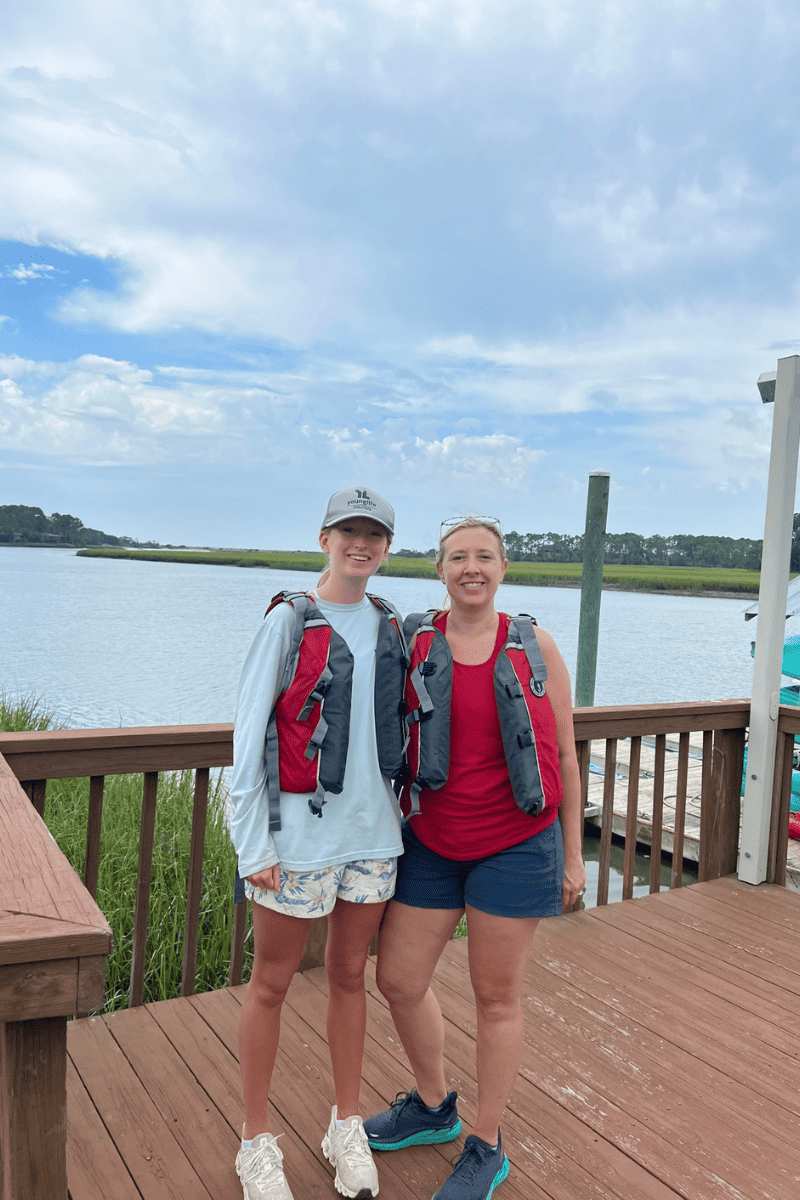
[236,1129,295,1200]
[322,1106,380,1198]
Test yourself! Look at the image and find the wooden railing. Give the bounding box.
[3,698,799,1198]
[0,751,112,1199]
[573,698,751,902]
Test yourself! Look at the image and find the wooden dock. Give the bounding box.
[584,733,800,889]
[66,875,800,1200]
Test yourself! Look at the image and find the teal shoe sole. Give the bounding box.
[487,1155,510,1198]
[368,1119,462,1152]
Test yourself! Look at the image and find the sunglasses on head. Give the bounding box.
[439,515,503,535]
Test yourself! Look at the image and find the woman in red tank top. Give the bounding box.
[363,517,586,1200]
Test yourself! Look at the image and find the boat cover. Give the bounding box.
[750,632,800,681]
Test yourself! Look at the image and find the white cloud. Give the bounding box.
[6,262,57,281]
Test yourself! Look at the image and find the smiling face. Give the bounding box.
[436,524,508,611]
[318,516,390,585]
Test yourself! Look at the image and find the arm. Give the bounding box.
[230,611,291,887]
[536,626,587,909]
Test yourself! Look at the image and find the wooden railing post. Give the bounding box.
[769,727,794,886]
[1,752,112,1200]
[1,1016,67,1199]
[698,727,745,882]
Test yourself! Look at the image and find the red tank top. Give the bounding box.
[408,612,559,860]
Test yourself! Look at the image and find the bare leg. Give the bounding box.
[238,902,309,1139]
[464,906,539,1145]
[375,900,462,1107]
[325,898,387,1118]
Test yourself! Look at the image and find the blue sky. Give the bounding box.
[2,0,800,551]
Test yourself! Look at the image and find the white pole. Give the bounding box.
[739,354,800,884]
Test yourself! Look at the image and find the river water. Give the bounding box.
[1,547,765,730]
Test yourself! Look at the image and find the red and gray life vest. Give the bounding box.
[264,591,408,831]
[399,610,561,819]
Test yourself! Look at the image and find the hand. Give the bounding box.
[246,865,282,893]
[562,854,587,910]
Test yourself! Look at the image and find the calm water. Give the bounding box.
[1,547,764,729]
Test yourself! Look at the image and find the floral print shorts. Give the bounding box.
[244,857,398,917]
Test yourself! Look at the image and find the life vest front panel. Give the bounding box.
[403,622,452,799]
[401,611,562,819]
[494,641,562,816]
[266,592,406,826]
[272,623,353,795]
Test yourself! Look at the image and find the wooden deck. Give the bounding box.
[66,876,800,1200]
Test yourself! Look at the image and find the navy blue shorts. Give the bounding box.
[393,816,564,919]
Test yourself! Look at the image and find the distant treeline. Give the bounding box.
[502,530,764,569]
[502,516,800,572]
[7,503,800,571]
[0,504,151,548]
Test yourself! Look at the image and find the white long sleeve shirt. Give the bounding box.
[230,595,403,878]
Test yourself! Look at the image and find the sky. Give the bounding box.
[2,0,800,552]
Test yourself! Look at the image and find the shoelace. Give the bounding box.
[246,1135,285,1184]
[335,1120,373,1165]
[449,1139,494,1183]
[388,1090,416,1113]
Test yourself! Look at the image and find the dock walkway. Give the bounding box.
[66,876,800,1200]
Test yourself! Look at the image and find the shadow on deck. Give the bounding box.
[67,876,800,1200]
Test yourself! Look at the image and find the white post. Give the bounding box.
[739,354,800,884]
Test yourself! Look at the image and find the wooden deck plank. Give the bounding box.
[66,1056,141,1200]
[67,1015,216,1200]
[584,897,799,1024]
[65,880,800,1200]
[591,886,800,995]
[101,1003,242,1200]
[545,910,800,1097]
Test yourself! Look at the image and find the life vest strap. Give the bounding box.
[308,781,327,818]
[510,615,547,697]
[406,780,423,817]
[265,710,282,833]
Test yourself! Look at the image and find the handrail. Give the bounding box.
[572,699,751,905]
[0,750,112,1199]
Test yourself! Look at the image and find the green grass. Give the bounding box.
[78,546,762,594]
[2,698,248,1012]
[0,692,58,731]
[503,561,762,594]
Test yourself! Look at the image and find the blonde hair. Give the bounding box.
[437,516,505,566]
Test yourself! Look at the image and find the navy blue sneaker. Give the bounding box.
[363,1089,461,1151]
[431,1133,509,1200]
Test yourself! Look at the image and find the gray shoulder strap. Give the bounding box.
[405,610,441,721]
[403,609,435,642]
[276,592,314,693]
[509,615,547,698]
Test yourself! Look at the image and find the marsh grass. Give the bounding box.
[2,698,250,1012]
[77,547,761,594]
[0,692,58,731]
